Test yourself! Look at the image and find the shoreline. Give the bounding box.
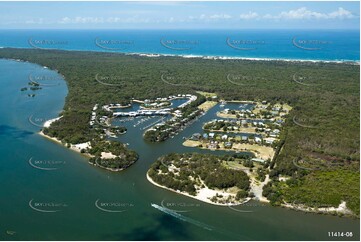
[89,160,125,172]
[146,172,252,207]
[147,172,356,217]
[39,130,131,172]
[40,117,134,172]
[281,201,355,217]
[38,130,92,158]
[1,47,359,65]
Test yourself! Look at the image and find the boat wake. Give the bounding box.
[151,203,213,231]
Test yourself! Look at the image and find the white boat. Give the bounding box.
[220,101,227,107]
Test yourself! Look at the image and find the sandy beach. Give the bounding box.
[43,116,62,128]
[38,130,93,158]
[282,201,354,216]
[39,116,93,157]
[39,130,126,172]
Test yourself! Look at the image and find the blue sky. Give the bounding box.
[0,1,359,29]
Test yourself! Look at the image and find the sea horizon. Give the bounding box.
[0,29,359,62]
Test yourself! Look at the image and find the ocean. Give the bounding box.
[0,29,359,62]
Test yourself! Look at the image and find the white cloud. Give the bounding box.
[328,7,355,19]
[59,17,104,24]
[186,7,356,23]
[58,17,71,24]
[58,16,152,24]
[263,7,356,20]
[187,13,232,22]
[199,14,206,20]
[55,7,356,26]
[25,18,44,24]
[239,11,259,20]
[277,7,325,19]
[209,14,232,20]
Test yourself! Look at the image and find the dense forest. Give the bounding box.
[0,48,359,214]
[88,140,138,170]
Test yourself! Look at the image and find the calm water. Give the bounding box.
[0,59,359,240]
[0,29,359,62]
